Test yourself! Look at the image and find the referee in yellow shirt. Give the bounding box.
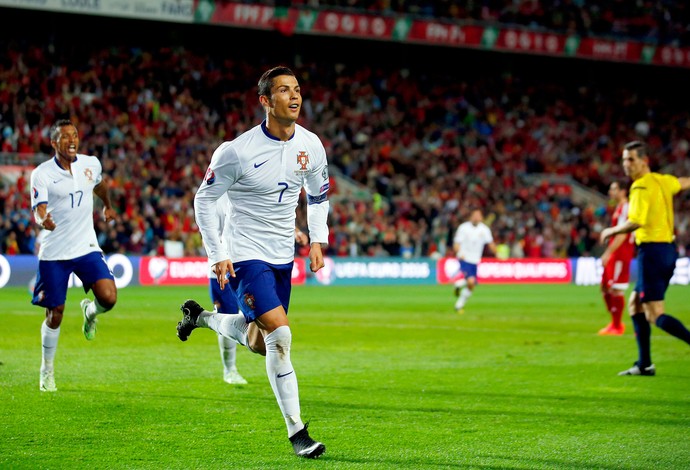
[600,141,690,376]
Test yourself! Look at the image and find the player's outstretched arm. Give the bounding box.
[677,176,690,191]
[600,220,640,245]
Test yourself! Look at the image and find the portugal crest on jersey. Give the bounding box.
[243,293,256,310]
[295,151,309,176]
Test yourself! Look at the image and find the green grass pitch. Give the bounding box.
[2,284,689,469]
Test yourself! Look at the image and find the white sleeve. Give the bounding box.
[484,225,494,244]
[30,167,48,211]
[304,142,330,244]
[617,203,629,228]
[453,225,462,245]
[194,144,239,265]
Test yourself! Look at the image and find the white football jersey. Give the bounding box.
[454,221,493,264]
[30,155,103,260]
[195,121,330,265]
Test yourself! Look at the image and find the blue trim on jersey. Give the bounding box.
[32,200,48,211]
[307,193,328,205]
[209,278,239,314]
[53,155,78,169]
[32,252,114,309]
[260,120,295,141]
[228,260,293,322]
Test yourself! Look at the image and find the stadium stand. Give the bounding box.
[1,6,689,258]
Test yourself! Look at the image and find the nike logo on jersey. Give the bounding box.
[52,180,60,184]
[254,160,269,168]
[277,370,294,378]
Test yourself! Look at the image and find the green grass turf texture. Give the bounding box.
[1,284,689,469]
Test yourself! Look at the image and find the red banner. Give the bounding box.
[308,11,396,38]
[437,257,572,284]
[209,3,275,28]
[196,2,690,68]
[407,22,483,46]
[495,29,567,55]
[577,38,644,62]
[139,257,306,285]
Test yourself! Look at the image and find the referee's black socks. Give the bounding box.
[656,314,690,345]
[632,313,652,367]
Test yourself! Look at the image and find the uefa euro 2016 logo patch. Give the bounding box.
[205,168,216,185]
[84,168,93,181]
[294,151,309,176]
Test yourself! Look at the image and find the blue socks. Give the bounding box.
[632,313,652,367]
[656,314,690,345]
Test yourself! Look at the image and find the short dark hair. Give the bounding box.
[50,119,75,141]
[610,180,627,194]
[624,140,648,158]
[257,66,295,97]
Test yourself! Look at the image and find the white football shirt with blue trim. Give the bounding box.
[30,155,103,260]
[454,221,493,265]
[195,121,330,265]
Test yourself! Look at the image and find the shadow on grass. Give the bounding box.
[325,452,624,470]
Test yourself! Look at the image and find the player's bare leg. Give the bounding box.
[80,278,117,341]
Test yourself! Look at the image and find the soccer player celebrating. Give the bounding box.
[176,66,329,458]
[600,141,690,376]
[598,181,635,335]
[30,119,118,392]
[452,209,496,313]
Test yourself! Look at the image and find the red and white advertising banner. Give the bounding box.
[406,22,484,46]
[308,11,397,39]
[437,257,572,284]
[139,257,306,285]
[207,3,276,29]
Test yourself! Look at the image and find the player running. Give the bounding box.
[176,66,329,458]
[452,209,496,313]
[30,119,118,392]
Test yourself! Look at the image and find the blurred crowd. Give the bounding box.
[282,0,690,46]
[1,37,689,260]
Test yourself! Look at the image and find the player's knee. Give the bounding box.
[249,336,267,356]
[97,290,117,311]
[264,325,292,353]
[46,305,65,327]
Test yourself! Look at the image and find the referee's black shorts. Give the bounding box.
[635,242,678,302]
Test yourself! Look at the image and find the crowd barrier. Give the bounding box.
[2,255,689,289]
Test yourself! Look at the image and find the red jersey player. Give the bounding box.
[599,181,635,335]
